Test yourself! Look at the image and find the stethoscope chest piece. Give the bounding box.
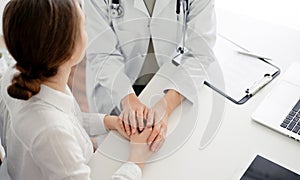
[110,1,124,19]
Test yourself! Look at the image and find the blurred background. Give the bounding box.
[216,0,300,31]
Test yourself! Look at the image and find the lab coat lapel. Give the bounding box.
[133,0,150,17]
[153,0,173,16]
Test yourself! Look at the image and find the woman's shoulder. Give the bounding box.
[11,99,73,148]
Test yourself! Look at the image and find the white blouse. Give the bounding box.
[0,68,142,180]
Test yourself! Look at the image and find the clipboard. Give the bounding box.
[204,35,280,104]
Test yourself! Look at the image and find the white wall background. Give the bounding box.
[216,0,300,31]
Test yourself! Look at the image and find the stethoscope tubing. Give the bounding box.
[107,0,190,65]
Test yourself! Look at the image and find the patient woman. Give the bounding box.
[0,0,152,179]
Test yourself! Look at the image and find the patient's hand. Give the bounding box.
[128,128,153,169]
[104,115,130,140]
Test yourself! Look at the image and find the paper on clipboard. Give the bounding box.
[206,35,279,104]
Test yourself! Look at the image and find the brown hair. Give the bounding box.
[2,0,81,100]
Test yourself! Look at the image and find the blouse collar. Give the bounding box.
[34,84,75,114]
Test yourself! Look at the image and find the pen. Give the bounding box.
[236,50,272,61]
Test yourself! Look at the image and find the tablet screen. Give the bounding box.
[240,155,300,180]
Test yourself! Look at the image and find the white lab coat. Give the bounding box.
[85,0,216,114]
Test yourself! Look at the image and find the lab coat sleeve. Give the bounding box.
[85,0,134,111]
[81,112,108,137]
[32,126,92,180]
[159,0,216,104]
[111,162,142,180]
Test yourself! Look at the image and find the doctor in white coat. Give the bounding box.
[85,0,216,152]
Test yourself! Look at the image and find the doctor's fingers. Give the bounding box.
[150,129,166,152]
[147,122,161,145]
[146,109,155,128]
[143,107,149,121]
[137,107,145,131]
[118,112,125,132]
[122,111,132,136]
[116,114,130,140]
[117,125,130,140]
[128,110,137,134]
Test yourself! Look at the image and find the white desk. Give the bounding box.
[88,10,300,179]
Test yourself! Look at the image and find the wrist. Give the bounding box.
[121,93,136,108]
[128,145,150,169]
[128,158,145,170]
[136,163,144,170]
[164,90,183,115]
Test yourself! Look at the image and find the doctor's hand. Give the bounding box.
[128,128,153,170]
[104,115,130,140]
[120,93,148,136]
[146,99,169,152]
[147,90,184,152]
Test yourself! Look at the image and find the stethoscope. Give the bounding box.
[109,0,190,66]
[109,0,123,19]
[173,0,189,66]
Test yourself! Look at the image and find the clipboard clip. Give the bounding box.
[246,74,273,96]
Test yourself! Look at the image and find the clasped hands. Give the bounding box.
[104,91,183,167]
[119,93,169,152]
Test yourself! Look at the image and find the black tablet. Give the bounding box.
[240,155,300,180]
